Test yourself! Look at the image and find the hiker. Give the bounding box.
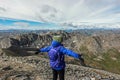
[35,35,85,80]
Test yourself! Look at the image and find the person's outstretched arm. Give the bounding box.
[35,46,51,54]
[60,46,86,66]
[60,46,80,58]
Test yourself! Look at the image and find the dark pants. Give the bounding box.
[52,68,65,80]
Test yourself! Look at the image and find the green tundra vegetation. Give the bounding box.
[79,46,120,74]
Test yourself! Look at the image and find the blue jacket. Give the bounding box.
[39,40,80,70]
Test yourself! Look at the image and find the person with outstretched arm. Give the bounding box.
[35,35,86,80]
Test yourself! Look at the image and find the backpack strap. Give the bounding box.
[55,46,61,51]
[55,46,61,62]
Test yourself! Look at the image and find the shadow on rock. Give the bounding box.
[2,46,38,56]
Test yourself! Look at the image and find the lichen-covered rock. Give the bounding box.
[0,38,11,48]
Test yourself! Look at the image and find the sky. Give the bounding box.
[0,0,120,30]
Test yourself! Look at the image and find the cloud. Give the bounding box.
[0,7,6,13]
[0,0,120,23]
[13,22,30,27]
[88,5,115,18]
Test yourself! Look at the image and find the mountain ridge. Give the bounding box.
[0,30,120,79]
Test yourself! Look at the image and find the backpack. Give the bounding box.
[48,46,65,69]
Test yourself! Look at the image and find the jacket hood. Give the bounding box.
[51,40,61,47]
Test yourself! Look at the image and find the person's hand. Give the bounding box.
[35,49,40,55]
[78,54,86,66]
[35,51,39,55]
[79,57,86,66]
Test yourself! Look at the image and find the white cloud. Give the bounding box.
[0,0,120,23]
[88,5,115,18]
[13,22,30,27]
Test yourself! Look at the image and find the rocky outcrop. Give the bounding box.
[64,31,120,54]
[0,31,71,56]
[0,55,120,80]
[0,38,11,49]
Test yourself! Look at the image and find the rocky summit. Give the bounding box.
[0,54,120,80]
[0,29,120,80]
